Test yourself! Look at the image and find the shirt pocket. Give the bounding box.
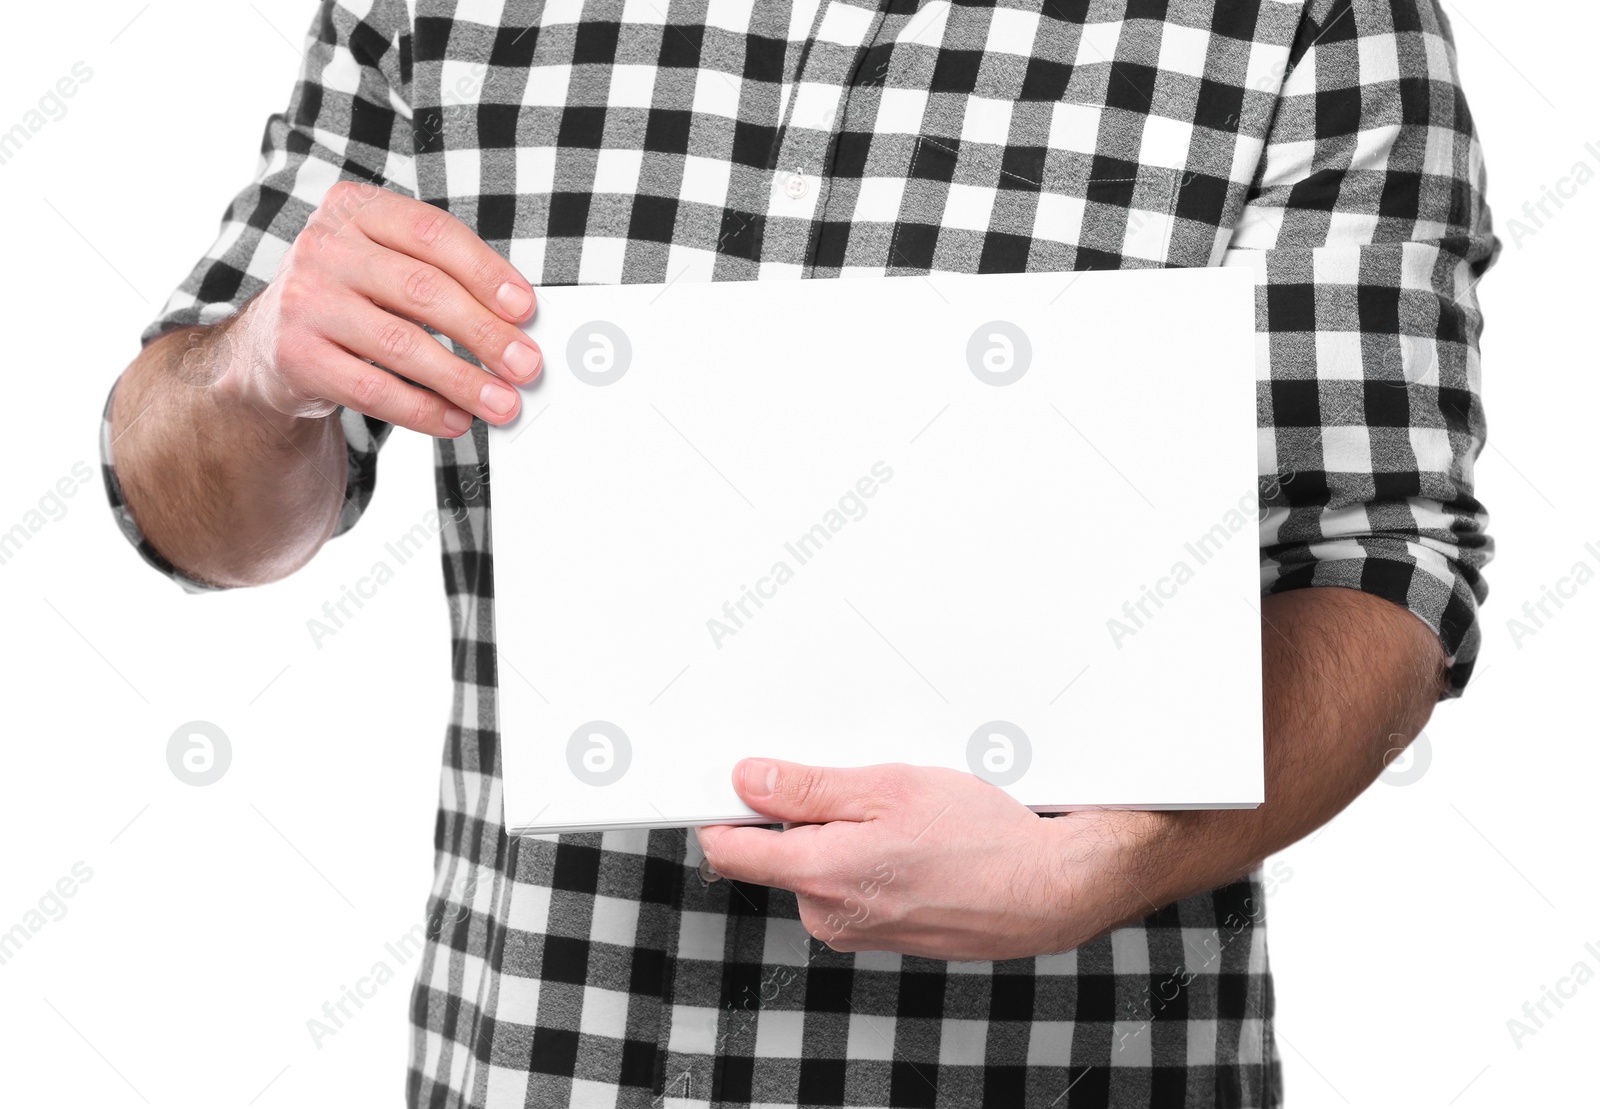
[889,108,1223,276]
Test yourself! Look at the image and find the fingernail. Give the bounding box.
[740,759,777,799]
[497,282,534,318]
[503,341,541,382]
[480,381,517,416]
[442,408,473,434]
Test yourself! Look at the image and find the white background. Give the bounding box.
[0,2,1591,1105]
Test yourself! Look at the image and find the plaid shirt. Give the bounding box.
[101,0,1495,1105]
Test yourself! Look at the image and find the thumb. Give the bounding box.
[731,758,894,824]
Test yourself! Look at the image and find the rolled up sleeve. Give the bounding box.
[1225,0,1497,697]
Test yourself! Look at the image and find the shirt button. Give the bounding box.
[698,856,722,883]
[783,171,809,200]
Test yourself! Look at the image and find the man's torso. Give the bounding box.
[404,3,1293,1106]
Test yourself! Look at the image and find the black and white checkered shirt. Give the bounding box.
[101,0,1495,1105]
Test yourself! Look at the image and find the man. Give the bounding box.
[101,1,1494,1105]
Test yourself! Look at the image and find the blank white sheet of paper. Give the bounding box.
[487,267,1263,834]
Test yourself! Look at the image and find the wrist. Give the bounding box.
[206,308,331,443]
[1107,807,1267,926]
[1034,809,1190,950]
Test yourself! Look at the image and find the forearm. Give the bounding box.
[697,584,1451,962]
[108,311,347,588]
[1108,586,1446,918]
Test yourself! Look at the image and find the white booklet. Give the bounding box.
[488,267,1262,835]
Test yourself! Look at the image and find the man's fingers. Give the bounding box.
[697,824,822,890]
[247,182,536,434]
[347,186,536,322]
[322,302,520,426]
[354,243,543,385]
[730,759,909,824]
[305,340,476,438]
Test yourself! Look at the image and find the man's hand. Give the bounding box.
[695,760,1154,961]
[697,588,1446,962]
[110,183,542,586]
[224,181,542,437]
